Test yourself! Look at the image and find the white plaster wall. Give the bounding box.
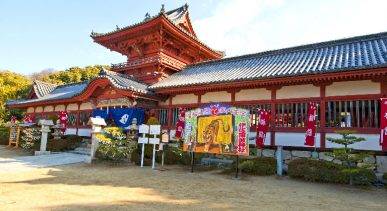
[277,84,320,99]
[78,128,91,137]
[326,133,381,151]
[79,102,93,110]
[172,94,197,105]
[65,128,77,135]
[66,103,78,111]
[201,91,231,103]
[326,80,380,96]
[26,107,34,113]
[35,107,43,113]
[43,105,54,112]
[54,104,66,111]
[235,88,271,101]
[275,132,321,148]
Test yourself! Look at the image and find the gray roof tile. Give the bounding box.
[7,68,151,106]
[150,32,387,89]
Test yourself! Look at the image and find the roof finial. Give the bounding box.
[116,25,120,30]
[144,12,151,20]
[160,4,165,14]
[184,3,188,9]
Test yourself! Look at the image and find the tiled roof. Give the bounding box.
[91,4,191,38]
[150,32,387,89]
[90,4,223,57]
[33,80,57,98]
[97,69,150,94]
[7,68,152,106]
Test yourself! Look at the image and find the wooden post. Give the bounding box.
[269,87,278,146]
[319,84,327,149]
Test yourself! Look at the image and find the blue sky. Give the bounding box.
[1,0,387,75]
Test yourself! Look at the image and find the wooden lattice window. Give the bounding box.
[275,102,320,128]
[325,100,379,128]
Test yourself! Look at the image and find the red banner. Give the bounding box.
[175,108,186,139]
[256,109,270,149]
[23,114,34,124]
[58,111,68,133]
[304,102,317,146]
[381,98,387,151]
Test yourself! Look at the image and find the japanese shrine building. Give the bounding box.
[7,4,387,151]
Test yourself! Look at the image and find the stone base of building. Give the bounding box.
[256,148,387,173]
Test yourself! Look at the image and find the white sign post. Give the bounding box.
[86,117,106,163]
[138,124,149,167]
[149,125,161,169]
[35,119,54,156]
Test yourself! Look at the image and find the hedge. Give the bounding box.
[33,135,82,152]
[0,126,9,145]
[130,145,205,166]
[288,158,376,185]
[239,157,276,176]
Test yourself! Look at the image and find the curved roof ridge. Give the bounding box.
[91,4,188,38]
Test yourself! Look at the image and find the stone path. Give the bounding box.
[0,153,88,173]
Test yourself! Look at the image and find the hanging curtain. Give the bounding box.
[92,109,109,119]
[110,108,145,128]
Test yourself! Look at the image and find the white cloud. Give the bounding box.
[193,0,387,57]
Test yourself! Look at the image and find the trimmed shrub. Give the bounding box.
[288,158,375,185]
[348,168,376,186]
[289,159,347,183]
[239,157,276,176]
[32,134,82,152]
[0,126,10,145]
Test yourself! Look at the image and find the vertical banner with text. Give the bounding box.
[256,109,270,148]
[175,108,186,139]
[305,102,317,146]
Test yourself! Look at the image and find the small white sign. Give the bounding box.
[149,125,161,135]
[139,124,149,134]
[149,138,160,144]
[138,137,149,144]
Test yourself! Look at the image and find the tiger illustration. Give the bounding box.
[202,119,231,153]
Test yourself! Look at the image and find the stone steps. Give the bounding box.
[68,147,91,156]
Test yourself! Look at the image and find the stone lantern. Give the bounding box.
[86,117,106,163]
[35,119,54,156]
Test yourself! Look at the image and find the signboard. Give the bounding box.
[8,125,20,147]
[139,124,149,134]
[183,104,250,156]
[149,125,161,135]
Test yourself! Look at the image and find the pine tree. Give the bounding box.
[327,130,372,185]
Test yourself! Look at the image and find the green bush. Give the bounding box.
[347,168,376,186]
[0,126,10,145]
[32,134,82,152]
[239,157,276,176]
[383,173,387,181]
[288,159,375,185]
[130,144,205,166]
[96,127,137,162]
